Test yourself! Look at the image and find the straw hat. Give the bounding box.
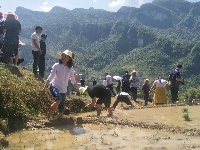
[4,12,18,20]
[58,50,74,59]
[130,70,138,75]
[79,86,88,93]
[144,79,150,83]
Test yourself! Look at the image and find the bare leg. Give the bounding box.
[10,57,13,64]
[48,100,61,119]
[107,107,113,117]
[96,104,101,116]
[58,112,64,118]
[14,55,19,65]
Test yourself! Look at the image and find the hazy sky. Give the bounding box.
[1,0,200,13]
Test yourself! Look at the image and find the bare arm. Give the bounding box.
[150,83,156,91]
[42,80,50,91]
[86,97,97,109]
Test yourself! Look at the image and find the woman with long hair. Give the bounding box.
[42,50,80,119]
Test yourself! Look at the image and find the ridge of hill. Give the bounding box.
[12,0,200,88]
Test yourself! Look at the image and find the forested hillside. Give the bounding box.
[15,0,200,87]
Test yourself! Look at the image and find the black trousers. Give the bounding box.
[107,84,116,96]
[171,84,179,103]
[39,55,45,78]
[112,95,133,108]
[130,87,137,101]
[144,93,149,106]
[32,51,40,75]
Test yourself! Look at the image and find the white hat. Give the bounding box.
[58,50,74,59]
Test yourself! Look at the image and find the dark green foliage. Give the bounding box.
[0,63,53,132]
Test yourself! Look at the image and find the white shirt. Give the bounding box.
[47,63,76,93]
[103,80,107,87]
[117,92,131,99]
[106,75,112,85]
[154,79,166,87]
[31,32,40,51]
[130,75,139,87]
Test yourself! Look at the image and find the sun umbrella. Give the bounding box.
[113,76,123,80]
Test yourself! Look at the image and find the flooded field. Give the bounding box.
[4,105,200,150]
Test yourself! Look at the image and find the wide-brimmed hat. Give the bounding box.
[79,86,88,93]
[58,50,74,59]
[19,40,25,46]
[130,70,138,75]
[35,26,43,30]
[4,12,18,20]
[144,79,150,83]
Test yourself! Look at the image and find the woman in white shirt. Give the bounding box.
[42,50,80,119]
[150,76,167,105]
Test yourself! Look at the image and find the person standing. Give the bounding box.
[142,79,150,106]
[80,78,85,87]
[3,12,21,66]
[150,76,167,106]
[169,64,183,104]
[103,78,107,87]
[116,80,121,94]
[42,50,80,119]
[0,12,4,50]
[38,34,47,78]
[93,79,97,86]
[83,85,113,117]
[122,71,130,93]
[31,26,42,75]
[129,70,139,102]
[105,73,116,96]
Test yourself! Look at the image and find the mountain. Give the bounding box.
[13,0,200,87]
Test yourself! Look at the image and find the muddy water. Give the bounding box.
[5,124,200,150]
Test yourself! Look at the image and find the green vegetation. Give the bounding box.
[182,108,191,121]
[0,63,53,134]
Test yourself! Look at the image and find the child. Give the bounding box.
[142,79,150,106]
[39,34,47,78]
[13,40,25,66]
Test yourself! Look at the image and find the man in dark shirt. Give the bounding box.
[84,85,113,117]
[39,34,47,78]
[80,78,85,87]
[169,64,183,103]
[122,71,130,93]
[142,79,150,106]
[92,79,97,86]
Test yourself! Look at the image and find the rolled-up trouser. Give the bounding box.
[50,85,66,112]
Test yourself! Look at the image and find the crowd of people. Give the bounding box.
[0,11,185,119]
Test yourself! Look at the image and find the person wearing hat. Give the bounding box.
[82,85,113,117]
[142,79,150,106]
[0,12,4,50]
[42,50,80,119]
[129,70,139,102]
[3,12,21,66]
[31,26,43,75]
[38,34,47,78]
